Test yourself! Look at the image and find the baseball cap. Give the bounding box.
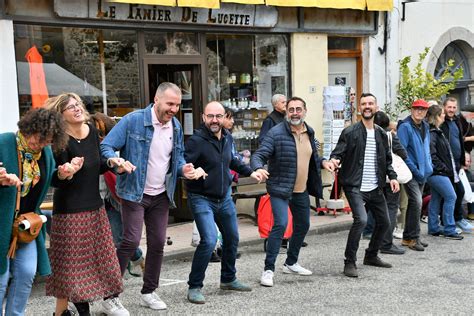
[412,99,429,108]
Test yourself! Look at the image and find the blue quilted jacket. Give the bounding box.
[251,121,324,199]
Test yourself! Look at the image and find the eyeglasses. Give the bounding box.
[350,93,356,96]
[287,107,304,114]
[62,102,83,112]
[205,114,224,120]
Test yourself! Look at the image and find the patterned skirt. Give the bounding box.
[46,207,123,302]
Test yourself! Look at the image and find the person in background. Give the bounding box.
[0,109,69,316]
[440,97,473,233]
[425,104,463,240]
[46,93,130,316]
[462,152,474,220]
[101,82,201,311]
[258,94,286,145]
[397,99,432,252]
[91,113,145,277]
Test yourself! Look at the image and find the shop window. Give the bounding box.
[144,32,199,55]
[206,34,289,154]
[328,37,358,50]
[13,25,140,117]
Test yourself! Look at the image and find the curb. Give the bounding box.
[163,220,352,262]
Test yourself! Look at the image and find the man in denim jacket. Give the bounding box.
[101,82,201,311]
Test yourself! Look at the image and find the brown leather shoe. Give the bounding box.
[401,239,424,251]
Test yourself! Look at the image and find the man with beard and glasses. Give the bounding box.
[330,93,399,278]
[251,97,334,287]
[184,101,266,304]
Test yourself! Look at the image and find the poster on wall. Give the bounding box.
[328,72,351,87]
[271,76,286,96]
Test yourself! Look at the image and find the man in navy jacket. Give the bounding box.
[184,101,265,304]
[251,96,333,287]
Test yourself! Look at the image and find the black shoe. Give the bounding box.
[302,241,308,247]
[281,239,288,249]
[363,256,392,268]
[236,252,241,259]
[209,251,221,263]
[444,233,464,240]
[428,231,443,237]
[417,239,428,248]
[380,245,405,255]
[343,262,358,277]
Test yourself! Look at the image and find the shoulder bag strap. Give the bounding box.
[15,149,22,218]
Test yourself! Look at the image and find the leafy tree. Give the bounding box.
[385,47,463,120]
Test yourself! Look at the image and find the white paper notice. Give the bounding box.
[184,112,193,135]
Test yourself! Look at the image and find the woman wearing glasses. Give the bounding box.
[46,93,131,316]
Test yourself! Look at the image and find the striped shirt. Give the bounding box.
[360,129,378,192]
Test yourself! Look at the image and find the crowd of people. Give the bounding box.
[0,82,473,315]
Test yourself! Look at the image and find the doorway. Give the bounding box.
[145,63,204,221]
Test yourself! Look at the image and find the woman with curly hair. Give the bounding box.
[46,93,131,316]
[0,108,69,316]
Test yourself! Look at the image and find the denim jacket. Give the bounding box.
[100,104,186,207]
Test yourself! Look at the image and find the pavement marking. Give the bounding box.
[160,278,187,286]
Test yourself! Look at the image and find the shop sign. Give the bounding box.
[54,0,278,28]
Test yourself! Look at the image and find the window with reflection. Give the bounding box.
[14,25,140,117]
[144,32,199,55]
[206,34,289,154]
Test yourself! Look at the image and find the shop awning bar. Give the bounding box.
[106,0,393,11]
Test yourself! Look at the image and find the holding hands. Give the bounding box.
[108,157,136,174]
[183,163,208,180]
[58,156,84,180]
[0,163,22,188]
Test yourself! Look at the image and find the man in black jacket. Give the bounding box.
[251,96,333,287]
[184,101,266,304]
[330,93,399,278]
[440,97,474,232]
[258,94,286,144]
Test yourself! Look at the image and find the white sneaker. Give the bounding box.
[393,227,403,239]
[282,263,312,275]
[140,292,167,310]
[420,215,428,224]
[102,297,129,316]
[260,270,274,287]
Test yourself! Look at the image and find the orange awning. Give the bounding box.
[221,0,265,4]
[107,0,176,5]
[106,0,393,11]
[177,0,220,8]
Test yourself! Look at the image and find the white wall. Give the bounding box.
[0,20,20,133]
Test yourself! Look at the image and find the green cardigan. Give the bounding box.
[0,132,54,276]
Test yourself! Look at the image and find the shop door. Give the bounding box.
[145,63,203,221]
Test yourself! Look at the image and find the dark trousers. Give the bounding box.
[118,193,169,294]
[382,185,400,249]
[344,187,390,263]
[452,181,465,222]
[403,179,423,240]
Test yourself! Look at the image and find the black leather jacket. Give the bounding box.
[330,121,397,190]
[429,127,455,179]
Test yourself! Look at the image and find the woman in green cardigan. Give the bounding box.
[0,108,69,316]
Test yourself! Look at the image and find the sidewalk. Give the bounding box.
[153,211,353,261]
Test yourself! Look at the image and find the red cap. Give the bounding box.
[412,99,429,108]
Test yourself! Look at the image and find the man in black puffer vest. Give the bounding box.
[251,96,334,287]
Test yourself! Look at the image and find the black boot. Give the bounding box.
[73,302,90,316]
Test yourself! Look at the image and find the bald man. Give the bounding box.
[184,101,266,304]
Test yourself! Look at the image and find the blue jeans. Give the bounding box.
[264,191,310,272]
[187,190,239,289]
[403,179,424,240]
[105,201,142,261]
[344,187,390,263]
[427,175,457,235]
[0,241,37,316]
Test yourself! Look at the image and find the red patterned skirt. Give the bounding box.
[46,207,123,302]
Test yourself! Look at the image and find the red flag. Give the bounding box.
[25,46,49,108]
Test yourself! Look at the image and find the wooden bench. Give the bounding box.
[231,177,267,225]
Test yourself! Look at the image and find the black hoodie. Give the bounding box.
[185,124,253,199]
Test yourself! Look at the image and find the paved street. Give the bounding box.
[27,222,474,315]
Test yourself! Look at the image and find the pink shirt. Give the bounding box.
[144,107,173,196]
